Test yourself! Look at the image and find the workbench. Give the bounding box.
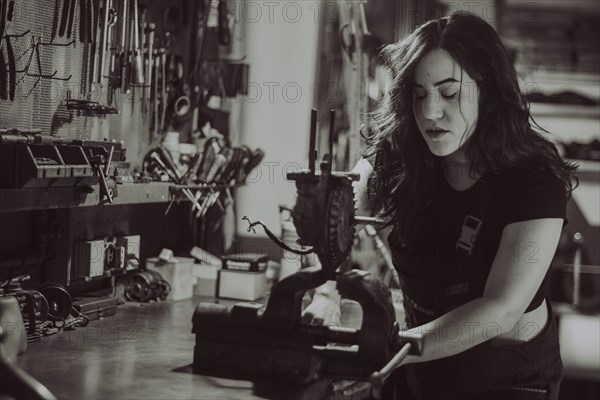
[15,295,392,400]
[14,296,268,399]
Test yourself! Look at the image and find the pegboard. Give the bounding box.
[0,0,195,165]
[0,0,108,139]
[1,0,245,166]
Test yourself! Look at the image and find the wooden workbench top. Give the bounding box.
[16,297,271,400]
[15,294,404,399]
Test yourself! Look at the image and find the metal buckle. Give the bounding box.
[456,215,483,255]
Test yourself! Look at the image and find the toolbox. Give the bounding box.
[72,296,119,321]
[0,143,72,188]
[0,131,125,188]
[222,253,269,272]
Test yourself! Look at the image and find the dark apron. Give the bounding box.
[397,302,563,400]
[384,182,563,400]
[390,180,492,328]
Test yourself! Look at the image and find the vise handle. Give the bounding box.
[369,330,424,388]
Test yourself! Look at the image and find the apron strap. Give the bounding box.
[456,179,493,256]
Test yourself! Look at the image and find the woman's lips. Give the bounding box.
[426,129,449,139]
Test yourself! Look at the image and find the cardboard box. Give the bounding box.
[217,269,267,301]
[192,263,220,297]
[146,257,194,301]
[71,240,106,281]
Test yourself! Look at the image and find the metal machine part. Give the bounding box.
[0,295,57,400]
[192,110,420,390]
[1,276,49,340]
[125,270,171,302]
[39,284,72,321]
[192,268,424,386]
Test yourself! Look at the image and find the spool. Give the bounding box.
[39,284,72,320]
[125,270,171,302]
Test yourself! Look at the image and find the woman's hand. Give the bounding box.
[301,294,341,327]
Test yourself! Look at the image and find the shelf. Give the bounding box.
[530,103,600,119]
[0,182,173,213]
[503,0,600,14]
[569,159,600,174]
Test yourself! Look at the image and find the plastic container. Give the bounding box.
[217,269,267,301]
[192,263,220,297]
[146,256,194,301]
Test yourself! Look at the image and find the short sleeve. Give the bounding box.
[504,167,568,226]
[365,151,377,168]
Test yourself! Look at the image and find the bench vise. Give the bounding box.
[192,109,424,390]
[192,267,423,387]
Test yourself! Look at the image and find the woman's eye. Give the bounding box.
[442,92,457,100]
[413,89,427,100]
[441,85,459,100]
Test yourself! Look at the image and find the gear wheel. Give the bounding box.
[320,185,355,271]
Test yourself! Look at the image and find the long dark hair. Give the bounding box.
[365,12,578,237]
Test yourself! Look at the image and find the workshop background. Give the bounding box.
[0,0,599,399]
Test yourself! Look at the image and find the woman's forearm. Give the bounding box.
[401,297,518,365]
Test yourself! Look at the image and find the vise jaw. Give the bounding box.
[192,267,419,385]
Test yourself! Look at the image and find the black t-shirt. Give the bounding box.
[371,162,568,327]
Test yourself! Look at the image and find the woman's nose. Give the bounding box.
[422,94,444,120]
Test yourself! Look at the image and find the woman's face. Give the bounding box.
[412,48,480,160]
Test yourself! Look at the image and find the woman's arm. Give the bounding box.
[352,157,374,215]
[400,217,563,364]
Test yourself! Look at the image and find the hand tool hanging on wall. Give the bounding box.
[105,1,118,103]
[66,0,76,38]
[151,48,159,138]
[143,23,155,116]
[0,0,6,43]
[106,2,117,51]
[87,0,99,90]
[0,0,6,100]
[162,6,180,49]
[109,0,123,91]
[130,0,143,85]
[96,0,110,83]
[119,0,129,92]
[58,0,71,38]
[0,0,8,100]
[159,48,167,131]
[138,2,146,68]
[137,2,148,108]
[189,0,209,132]
[85,0,93,43]
[79,0,88,42]
[2,0,15,101]
[168,55,191,125]
[50,0,60,41]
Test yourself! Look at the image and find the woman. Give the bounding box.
[303,11,578,400]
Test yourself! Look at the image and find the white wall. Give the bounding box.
[438,0,498,27]
[235,1,322,238]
